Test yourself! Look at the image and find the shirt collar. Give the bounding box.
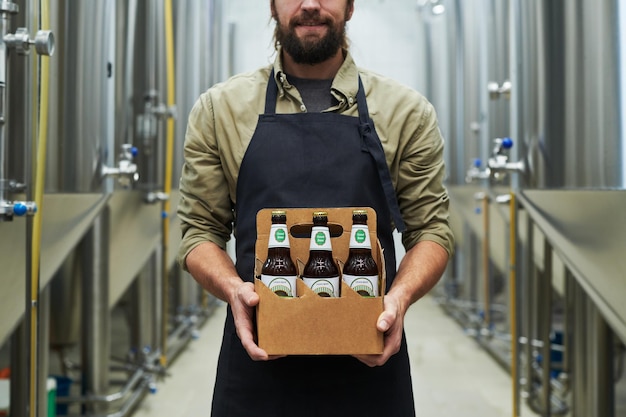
[272,47,360,108]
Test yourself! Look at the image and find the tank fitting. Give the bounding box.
[487,137,525,178]
[102,143,140,188]
[466,158,491,183]
[488,80,512,101]
[3,27,55,56]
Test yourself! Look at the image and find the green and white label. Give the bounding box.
[268,224,290,248]
[343,274,379,297]
[261,275,297,297]
[302,277,340,297]
[309,227,332,251]
[349,225,371,249]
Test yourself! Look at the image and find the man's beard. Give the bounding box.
[276,10,346,65]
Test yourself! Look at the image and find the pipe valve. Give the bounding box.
[102,144,140,187]
[488,80,512,100]
[144,191,169,204]
[4,28,55,56]
[0,199,36,220]
[466,158,491,183]
[137,90,176,141]
[487,137,525,177]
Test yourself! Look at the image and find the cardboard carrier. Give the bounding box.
[254,207,386,355]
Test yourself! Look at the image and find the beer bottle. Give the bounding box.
[342,209,380,297]
[261,210,298,297]
[302,211,340,297]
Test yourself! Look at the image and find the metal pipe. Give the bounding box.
[508,191,519,417]
[81,210,111,415]
[539,238,553,416]
[9,320,28,416]
[522,213,534,403]
[37,285,51,417]
[588,303,614,417]
[130,251,160,356]
[57,367,145,404]
[0,18,7,208]
[561,268,574,391]
[572,281,587,416]
[481,193,491,328]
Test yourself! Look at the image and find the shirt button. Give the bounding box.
[348,97,354,105]
[300,104,306,112]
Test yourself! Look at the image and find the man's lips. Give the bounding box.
[298,21,325,26]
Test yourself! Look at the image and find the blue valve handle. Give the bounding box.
[13,203,28,216]
[130,146,139,158]
[501,137,513,149]
[12,202,37,216]
[473,158,482,168]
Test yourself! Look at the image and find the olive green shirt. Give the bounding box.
[177,50,454,268]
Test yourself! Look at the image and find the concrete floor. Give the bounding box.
[131,295,537,417]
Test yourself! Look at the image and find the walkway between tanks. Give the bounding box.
[131,294,536,417]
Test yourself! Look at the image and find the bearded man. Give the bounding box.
[177,1,453,415]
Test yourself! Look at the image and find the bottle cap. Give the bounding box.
[352,209,368,216]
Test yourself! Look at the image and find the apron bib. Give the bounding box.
[211,73,415,417]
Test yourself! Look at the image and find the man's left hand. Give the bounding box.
[353,292,405,367]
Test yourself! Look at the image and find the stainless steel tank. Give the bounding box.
[47,1,114,194]
[170,0,221,311]
[419,0,510,185]
[46,0,115,347]
[513,0,625,189]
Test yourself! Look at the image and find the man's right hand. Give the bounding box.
[186,242,286,361]
[230,281,270,361]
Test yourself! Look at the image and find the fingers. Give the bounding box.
[354,323,402,367]
[376,309,396,333]
[232,282,269,361]
[240,333,269,361]
[355,295,404,367]
[237,281,259,307]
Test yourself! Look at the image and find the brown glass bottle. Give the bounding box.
[302,211,340,297]
[342,209,380,297]
[261,210,298,297]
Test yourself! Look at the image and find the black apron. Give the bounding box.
[210,73,415,417]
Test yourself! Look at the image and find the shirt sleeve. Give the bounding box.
[177,92,235,270]
[397,102,455,256]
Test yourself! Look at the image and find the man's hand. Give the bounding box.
[186,242,284,361]
[353,292,405,367]
[230,281,269,361]
[230,281,286,361]
[352,241,449,367]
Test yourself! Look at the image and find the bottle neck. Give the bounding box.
[349,224,372,249]
[309,226,332,251]
[268,224,290,249]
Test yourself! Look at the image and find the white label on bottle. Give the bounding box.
[349,225,372,249]
[342,274,379,297]
[302,276,340,297]
[260,275,298,297]
[268,224,290,248]
[309,227,332,251]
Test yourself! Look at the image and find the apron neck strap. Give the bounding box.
[265,70,279,114]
